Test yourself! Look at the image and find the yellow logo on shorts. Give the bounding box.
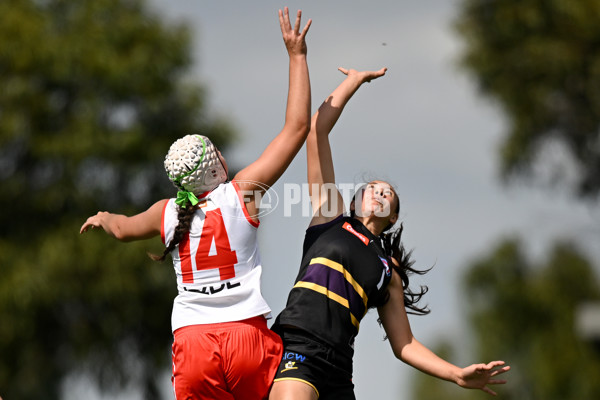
[280,361,298,373]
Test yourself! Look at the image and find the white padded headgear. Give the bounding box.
[164,135,227,195]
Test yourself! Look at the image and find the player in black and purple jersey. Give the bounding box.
[269,67,510,400]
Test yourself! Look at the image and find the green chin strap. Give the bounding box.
[175,190,199,207]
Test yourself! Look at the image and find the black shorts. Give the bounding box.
[273,328,355,400]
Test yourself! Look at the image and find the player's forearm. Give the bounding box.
[328,73,366,109]
[399,338,462,384]
[312,74,365,137]
[284,54,311,135]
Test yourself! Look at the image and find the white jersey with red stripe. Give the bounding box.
[161,180,272,331]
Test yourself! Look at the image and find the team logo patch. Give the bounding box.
[379,257,391,276]
[342,222,369,246]
[280,351,306,373]
[280,361,298,373]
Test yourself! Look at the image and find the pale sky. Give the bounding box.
[66,1,600,399]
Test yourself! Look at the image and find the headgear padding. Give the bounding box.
[164,135,227,195]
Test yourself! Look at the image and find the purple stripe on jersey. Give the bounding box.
[300,262,366,321]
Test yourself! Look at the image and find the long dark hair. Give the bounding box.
[148,203,197,261]
[381,223,431,315]
[350,181,430,314]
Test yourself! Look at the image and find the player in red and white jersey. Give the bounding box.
[80,8,312,400]
[161,180,270,329]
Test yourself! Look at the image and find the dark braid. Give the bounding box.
[381,223,431,315]
[148,203,197,262]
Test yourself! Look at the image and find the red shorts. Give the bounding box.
[171,316,283,400]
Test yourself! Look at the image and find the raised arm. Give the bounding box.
[79,199,166,242]
[377,269,510,396]
[234,8,311,198]
[307,68,387,226]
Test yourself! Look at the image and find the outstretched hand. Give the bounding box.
[338,67,387,84]
[80,212,108,234]
[279,7,311,56]
[457,361,510,396]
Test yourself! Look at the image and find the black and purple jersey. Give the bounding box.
[273,215,393,359]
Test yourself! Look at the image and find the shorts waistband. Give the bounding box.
[174,315,268,336]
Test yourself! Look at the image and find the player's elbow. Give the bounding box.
[293,120,311,139]
[392,345,404,361]
[389,337,413,363]
[286,114,311,138]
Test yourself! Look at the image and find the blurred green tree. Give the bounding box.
[425,2,600,399]
[455,0,600,198]
[0,0,233,398]
[411,238,600,400]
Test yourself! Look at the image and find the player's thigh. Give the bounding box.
[269,379,318,400]
[223,318,283,399]
[172,327,234,400]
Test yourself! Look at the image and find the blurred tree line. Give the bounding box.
[413,239,600,399]
[0,0,233,399]
[413,0,600,399]
[457,0,600,198]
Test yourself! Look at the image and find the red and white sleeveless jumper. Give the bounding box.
[161,180,272,332]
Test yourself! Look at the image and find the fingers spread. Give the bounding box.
[279,7,291,33]
[300,18,312,37]
[294,10,302,34]
[278,9,284,33]
[491,365,511,377]
[487,361,506,369]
